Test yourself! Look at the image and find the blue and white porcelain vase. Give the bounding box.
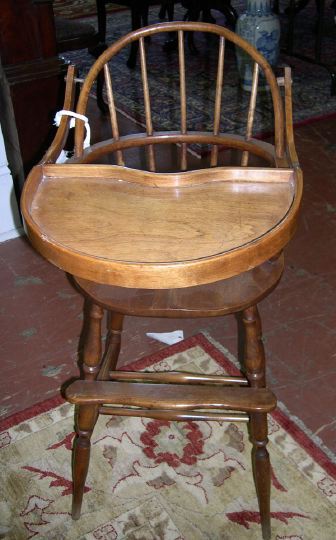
[235,0,280,91]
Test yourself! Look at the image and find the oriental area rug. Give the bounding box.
[1,334,336,539]
[59,4,336,143]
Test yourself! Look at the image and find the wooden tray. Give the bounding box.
[21,164,300,288]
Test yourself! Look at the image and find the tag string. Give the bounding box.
[54,110,91,149]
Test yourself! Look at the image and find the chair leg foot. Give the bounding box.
[250,412,271,540]
[72,502,82,521]
[72,404,98,519]
[262,521,272,540]
[72,434,90,519]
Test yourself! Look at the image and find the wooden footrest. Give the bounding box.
[66,380,276,413]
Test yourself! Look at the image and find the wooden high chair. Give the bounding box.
[21,22,302,540]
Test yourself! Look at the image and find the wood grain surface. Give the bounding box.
[66,380,277,413]
[31,173,293,263]
[22,164,297,288]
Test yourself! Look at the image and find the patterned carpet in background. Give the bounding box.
[53,0,124,19]
[1,334,336,538]
[59,4,336,143]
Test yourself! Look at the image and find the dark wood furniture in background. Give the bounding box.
[96,1,238,67]
[96,0,151,68]
[0,0,67,194]
[22,22,302,539]
[55,13,100,54]
[181,0,237,26]
[0,0,109,196]
[96,0,150,44]
[54,15,108,113]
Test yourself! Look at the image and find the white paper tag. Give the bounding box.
[146,330,184,345]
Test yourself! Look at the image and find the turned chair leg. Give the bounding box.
[81,302,104,381]
[72,302,103,519]
[242,305,271,540]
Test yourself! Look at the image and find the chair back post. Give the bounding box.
[74,21,285,161]
[40,64,77,164]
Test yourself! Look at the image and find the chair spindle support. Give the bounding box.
[178,30,187,170]
[103,64,124,165]
[139,36,156,172]
[241,62,259,167]
[211,36,225,167]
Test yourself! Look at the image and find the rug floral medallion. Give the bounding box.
[0,335,335,539]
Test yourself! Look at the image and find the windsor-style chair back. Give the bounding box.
[21,22,302,540]
[71,21,286,171]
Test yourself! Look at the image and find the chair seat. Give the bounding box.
[74,253,284,317]
[22,163,296,289]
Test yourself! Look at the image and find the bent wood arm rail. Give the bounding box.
[68,132,281,166]
[40,65,77,165]
[277,66,303,221]
[283,67,300,170]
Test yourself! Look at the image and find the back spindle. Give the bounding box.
[241,62,259,167]
[178,30,187,171]
[139,37,156,172]
[103,64,124,166]
[211,36,226,167]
